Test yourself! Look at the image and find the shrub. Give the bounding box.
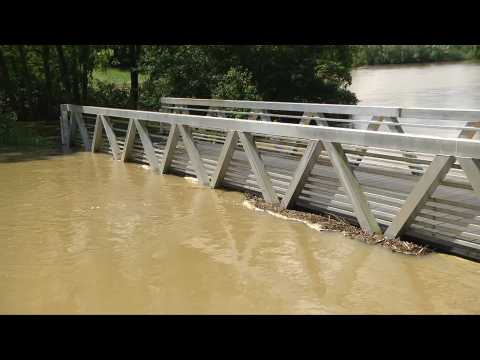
[212,67,261,101]
[88,80,130,109]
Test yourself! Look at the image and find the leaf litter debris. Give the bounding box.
[244,193,432,256]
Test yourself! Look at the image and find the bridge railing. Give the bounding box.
[160,97,480,139]
[60,102,480,258]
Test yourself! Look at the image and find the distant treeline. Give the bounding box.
[353,45,480,66]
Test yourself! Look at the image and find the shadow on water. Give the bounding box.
[0,146,80,164]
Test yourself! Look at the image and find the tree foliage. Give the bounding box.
[211,66,260,101]
[1,45,360,123]
[140,45,357,104]
[0,45,98,121]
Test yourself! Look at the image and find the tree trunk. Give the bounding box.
[70,46,81,104]
[8,49,26,120]
[129,45,140,109]
[17,45,34,120]
[41,46,52,119]
[80,45,90,102]
[56,45,72,100]
[0,46,17,110]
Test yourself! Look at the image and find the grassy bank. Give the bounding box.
[92,68,148,87]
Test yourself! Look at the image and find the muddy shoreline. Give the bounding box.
[243,193,433,256]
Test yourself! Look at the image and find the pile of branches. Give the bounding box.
[244,193,432,256]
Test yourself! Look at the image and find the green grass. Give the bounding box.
[92,67,148,86]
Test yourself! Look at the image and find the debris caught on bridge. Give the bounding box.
[243,193,433,256]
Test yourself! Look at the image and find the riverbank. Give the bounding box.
[243,193,432,256]
[0,119,60,148]
[352,45,480,68]
[352,59,480,70]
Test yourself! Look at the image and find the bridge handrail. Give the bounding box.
[62,104,480,159]
[160,97,400,117]
[160,97,480,121]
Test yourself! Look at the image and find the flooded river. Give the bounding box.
[350,62,480,138]
[351,61,480,108]
[1,151,479,314]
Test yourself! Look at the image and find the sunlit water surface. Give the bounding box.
[0,151,479,314]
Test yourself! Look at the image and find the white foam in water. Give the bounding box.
[184,177,199,184]
[141,165,150,170]
[242,200,326,232]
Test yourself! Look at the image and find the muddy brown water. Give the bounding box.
[1,150,479,314]
[351,61,480,108]
[350,62,480,139]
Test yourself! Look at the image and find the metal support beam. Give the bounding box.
[207,107,226,118]
[295,112,327,148]
[210,131,239,188]
[324,141,381,234]
[69,113,77,146]
[177,124,210,186]
[385,116,406,133]
[386,117,422,174]
[100,115,121,160]
[238,131,279,204]
[60,109,70,148]
[281,140,324,209]
[73,112,91,151]
[300,112,327,126]
[121,119,137,162]
[174,106,190,115]
[133,119,159,171]
[259,109,271,122]
[353,116,383,164]
[354,116,421,174]
[455,123,480,197]
[299,112,314,125]
[384,155,455,239]
[458,121,480,140]
[91,115,104,153]
[159,124,180,174]
[246,109,270,122]
[458,157,480,198]
[59,115,65,145]
[205,107,214,117]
